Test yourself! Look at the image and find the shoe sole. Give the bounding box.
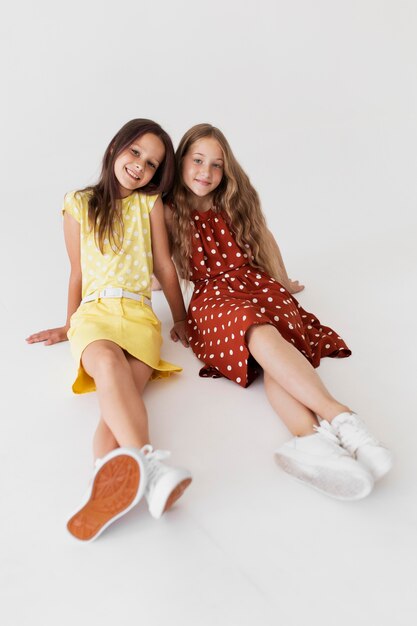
[274,454,373,501]
[67,454,141,541]
[164,477,192,514]
[150,476,193,519]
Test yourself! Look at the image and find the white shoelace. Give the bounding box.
[141,445,171,490]
[335,415,379,453]
[313,421,341,447]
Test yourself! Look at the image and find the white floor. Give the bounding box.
[3,2,417,623]
[3,230,417,625]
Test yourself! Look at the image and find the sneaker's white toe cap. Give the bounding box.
[357,446,393,481]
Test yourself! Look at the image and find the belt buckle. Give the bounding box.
[101,287,123,298]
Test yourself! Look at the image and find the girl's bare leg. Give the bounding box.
[92,420,119,460]
[126,352,154,396]
[92,353,153,459]
[247,325,350,425]
[82,340,152,460]
[250,326,378,502]
[264,372,319,436]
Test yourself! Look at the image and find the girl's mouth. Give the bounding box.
[126,167,141,181]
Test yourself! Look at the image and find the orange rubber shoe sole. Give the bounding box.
[67,455,141,542]
[163,477,192,515]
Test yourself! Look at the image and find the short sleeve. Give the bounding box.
[146,194,159,213]
[62,191,81,223]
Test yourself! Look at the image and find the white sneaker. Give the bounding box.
[274,421,374,500]
[331,412,392,481]
[142,445,192,519]
[67,447,146,542]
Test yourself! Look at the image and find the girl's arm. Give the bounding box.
[149,197,189,347]
[26,213,82,345]
[267,229,304,294]
[150,204,174,292]
[163,202,174,244]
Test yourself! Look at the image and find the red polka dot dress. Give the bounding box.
[186,209,351,388]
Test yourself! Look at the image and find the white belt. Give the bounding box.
[81,287,152,307]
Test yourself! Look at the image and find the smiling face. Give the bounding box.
[114,132,166,197]
[181,137,224,203]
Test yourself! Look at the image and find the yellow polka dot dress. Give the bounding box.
[63,190,181,394]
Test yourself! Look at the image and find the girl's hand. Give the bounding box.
[26,326,69,346]
[170,320,189,347]
[286,279,305,294]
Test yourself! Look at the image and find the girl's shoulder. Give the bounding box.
[132,191,159,212]
[132,191,159,206]
[64,188,93,204]
[79,188,93,198]
[62,189,92,221]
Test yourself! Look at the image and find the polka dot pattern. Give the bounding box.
[187,209,351,388]
[63,191,158,299]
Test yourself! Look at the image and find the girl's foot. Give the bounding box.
[142,445,192,519]
[274,422,374,500]
[331,412,393,480]
[67,447,146,542]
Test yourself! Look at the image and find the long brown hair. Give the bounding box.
[169,123,280,280]
[79,119,175,253]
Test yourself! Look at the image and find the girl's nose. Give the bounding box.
[134,159,144,172]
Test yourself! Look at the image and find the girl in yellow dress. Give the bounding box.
[27,119,192,542]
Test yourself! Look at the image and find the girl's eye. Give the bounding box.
[213,163,223,169]
[131,149,140,156]
[148,162,156,169]
[194,159,202,164]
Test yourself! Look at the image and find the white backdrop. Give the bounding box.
[3,0,416,326]
[2,2,417,625]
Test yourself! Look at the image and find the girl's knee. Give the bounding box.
[83,343,128,378]
[247,323,280,344]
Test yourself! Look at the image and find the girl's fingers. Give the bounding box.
[26,333,43,342]
[26,329,66,344]
[26,326,68,346]
[170,328,189,347]
[288,280,305,294]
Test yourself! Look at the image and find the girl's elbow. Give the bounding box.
[72,266,82,277]
[69,268,82,284]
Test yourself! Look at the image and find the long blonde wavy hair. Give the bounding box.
[169,123,282,281]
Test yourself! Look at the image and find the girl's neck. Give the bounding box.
[118,188,136,200]
[189,193,214,213]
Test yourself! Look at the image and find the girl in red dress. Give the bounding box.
[166,123,391,500]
